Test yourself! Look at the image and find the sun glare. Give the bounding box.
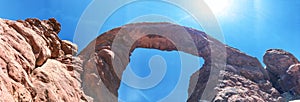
[204,0,231,16]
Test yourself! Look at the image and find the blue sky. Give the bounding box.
[1,0,299,102]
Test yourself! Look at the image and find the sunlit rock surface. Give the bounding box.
[78,22,296,102]
[0,18,90,102]
[264,49,300,101]
[0,18,299,102]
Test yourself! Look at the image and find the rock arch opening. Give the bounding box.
[79,22,272,102]
[79,23,226,102]
[118,48,203,101]
[1,18,295,102]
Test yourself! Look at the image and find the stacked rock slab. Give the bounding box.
[0,18,89,102]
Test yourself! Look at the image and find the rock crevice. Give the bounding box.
[0,18,89,102]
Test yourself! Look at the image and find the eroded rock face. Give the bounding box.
[1,18,299,102]
[188,67,285,102]
[0,18,90,102]
[187,63,281,102]
[264,49,300,101]
[213,71,282,102]
[78,22,281,102]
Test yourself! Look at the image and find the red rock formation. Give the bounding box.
[78,22,283,102]
[1,18,299,102]
[264,49,300,100]
[0,18,89,102]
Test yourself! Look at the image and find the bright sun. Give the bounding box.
[204,0,232,16]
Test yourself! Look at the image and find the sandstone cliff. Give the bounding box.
[0,18,299,102]
[0,18,89,102]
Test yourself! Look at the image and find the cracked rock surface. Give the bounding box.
[0,18,89,102]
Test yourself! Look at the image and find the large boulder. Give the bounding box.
[264,49,300,101]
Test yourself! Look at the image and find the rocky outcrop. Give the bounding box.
[264,49,300,100]
[78,22,286,102]
[1,18,299,102]
[188,65,284,102]
[0,18,89,102]
[214,71,283,102]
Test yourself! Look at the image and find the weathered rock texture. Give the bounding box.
[264,49,300,100]
[1,18,299,102]
[78,22,299,102]
[0,18,89,102]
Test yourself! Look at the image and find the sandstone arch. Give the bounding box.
[1,18,297,101]
[79,22,279,101]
